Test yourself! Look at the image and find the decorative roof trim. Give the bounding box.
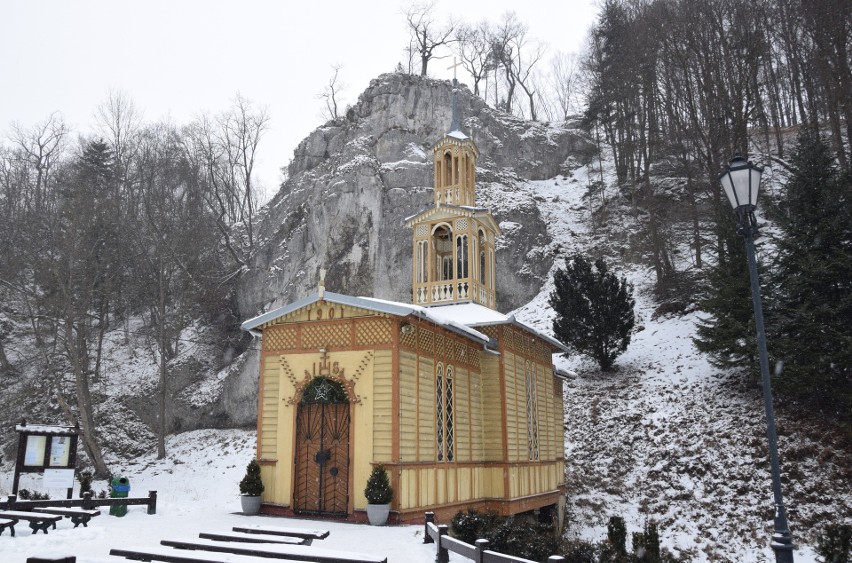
[241,291,492,348]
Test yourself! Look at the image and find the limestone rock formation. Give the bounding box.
[238,73,592,319]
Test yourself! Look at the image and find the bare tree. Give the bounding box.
[9,112,68,212]
[405,1,457,76]
[455,20,492,96]
[510,33,547,121]
[184,94,269,270]
[318,64,346,121]
[489,12,526,115]
[549,50,580,120]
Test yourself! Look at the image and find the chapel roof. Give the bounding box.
[242,292,567,354]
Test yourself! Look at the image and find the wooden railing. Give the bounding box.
[414,279,494,308]
[423,512,565,563]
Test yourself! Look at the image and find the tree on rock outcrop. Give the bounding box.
[550,254,635,371]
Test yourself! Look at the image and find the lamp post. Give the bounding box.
[719,153,794,563]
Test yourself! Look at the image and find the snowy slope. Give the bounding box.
[511,168,847,562]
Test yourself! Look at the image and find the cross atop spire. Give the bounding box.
[447,58,465,132]
[447,57,463,80]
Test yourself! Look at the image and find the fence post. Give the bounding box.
[424,512,435,544]
[475,539,490,563]
[147,491,157,515]
[547,556,566,563]
[436,524,449,563]
[6,495,16,510]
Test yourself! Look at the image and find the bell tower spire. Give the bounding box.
[405,78,501,310]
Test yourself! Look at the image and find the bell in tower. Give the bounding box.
[405,79,501,310]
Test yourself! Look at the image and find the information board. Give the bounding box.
[49,436,71,466]
[24,435,47,466]
[43,468,75,489]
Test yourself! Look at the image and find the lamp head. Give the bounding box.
[719,153,763,211]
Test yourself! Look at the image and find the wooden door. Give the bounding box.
[293,387,350,515]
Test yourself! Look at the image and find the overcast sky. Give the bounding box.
[0,0,598,196]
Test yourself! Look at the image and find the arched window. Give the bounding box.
[479,231,487,284]
[435,363,455,462]
[417,240,429,283]
[456,234,468,279]
[525,361,539,461]
[433,224,453,281]
[443,152,452,186]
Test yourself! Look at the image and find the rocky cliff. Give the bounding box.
[237,73,593,319]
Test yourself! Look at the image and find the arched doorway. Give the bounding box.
[293,377,350,516]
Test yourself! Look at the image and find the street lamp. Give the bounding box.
[719,153,795,563]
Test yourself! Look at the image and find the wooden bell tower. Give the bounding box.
[406,79,501,309]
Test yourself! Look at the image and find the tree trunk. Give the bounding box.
[157,264,167,459]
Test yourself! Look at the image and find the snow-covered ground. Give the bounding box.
[0,430,441,563]
[512,168,838,562]
[1,164,847,563]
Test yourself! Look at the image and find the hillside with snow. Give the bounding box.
[511,166,850,561]
[1,74,849,562]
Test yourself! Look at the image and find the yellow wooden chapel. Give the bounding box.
[241,80,568,525]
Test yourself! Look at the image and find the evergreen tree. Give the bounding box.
[549,254,635,371]
[693,227,760,378]
[768,130,852,417]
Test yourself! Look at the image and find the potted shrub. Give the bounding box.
[364,464,393,525]
[239,459,265,515]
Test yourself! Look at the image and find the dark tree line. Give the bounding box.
[578,0,851,415]
[582,0,851,291]
[0,94,268,471]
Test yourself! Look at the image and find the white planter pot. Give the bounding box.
[366,503,390,526]
[240,495,262,515]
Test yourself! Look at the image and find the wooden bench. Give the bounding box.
[0,517,16,536]
[231,524,329,545]
[33,507,101,528]
[0,510,62,534]
[199,531,306,545]
[110,545,285,562]
[160,537,386,563]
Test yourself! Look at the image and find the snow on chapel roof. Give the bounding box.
[241,292,566,354]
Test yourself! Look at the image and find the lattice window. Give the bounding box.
[419,329,435,354]
[455,218,468,231]
[303,323,350,348]
[445,367,454,462]
[265,326,296,350]
[436,364,444,462]
[435,363,455,463]
[416,224,428,237]
[525,361,539,461]
[356,318,391,346]
[400,325,417,348]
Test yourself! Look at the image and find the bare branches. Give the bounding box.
[455,20,492,96]
[405,1,457,76]
[318,64,346,121]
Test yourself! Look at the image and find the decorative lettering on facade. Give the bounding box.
[284,349,371,406]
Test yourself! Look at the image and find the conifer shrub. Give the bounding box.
[558,537,600,563]
[549,254,635,371]
[817,523,851,563]
[364,464,393,504]
[488,517,558,562]
[239,459,265,496]
[607,516,628,555]
[18,489,49,500]
[450,508,501,544]
[631,521,661,562]
[77,470,93,496]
